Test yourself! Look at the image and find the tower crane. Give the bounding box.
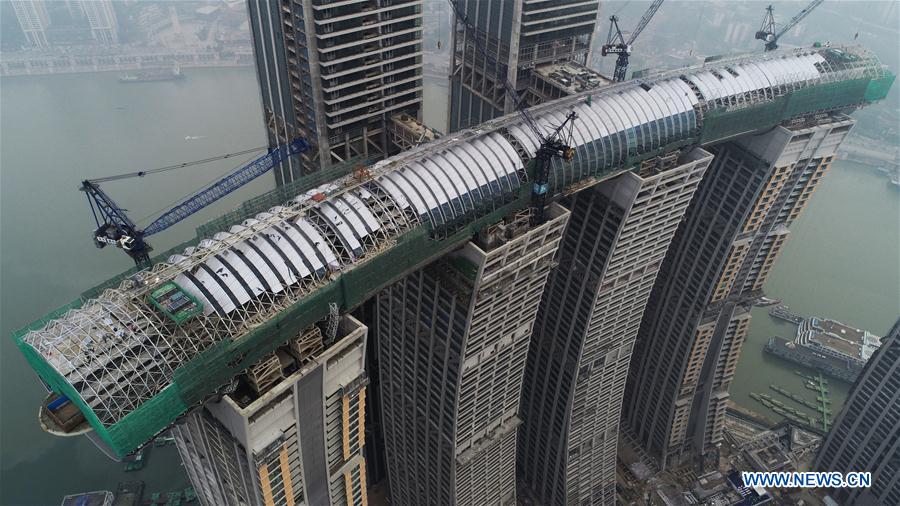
[82,138,309,267]
[447,0,578,226]
[755,0,825,51]
[601,0,665,82]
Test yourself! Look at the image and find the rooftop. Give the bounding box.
[534,61,613,95]
[532,60,612,95]
[60,491,113,506]
[801,317,881,360]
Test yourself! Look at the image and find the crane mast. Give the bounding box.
[755,0,825,51]
[601,0,665,82]
[447,0,578,225]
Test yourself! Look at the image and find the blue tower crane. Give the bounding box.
[81,138,310,267]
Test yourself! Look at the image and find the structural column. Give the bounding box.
[174,317,369,506]
[624,114,856,472]
[518,148,713,505]
[377,205,569,506]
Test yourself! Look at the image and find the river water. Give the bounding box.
[1,69,896,504]
[730,160,900,423]
[1,67,269,505]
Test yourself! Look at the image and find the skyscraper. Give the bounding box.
[814,317,900,505]
[16,44,892,492]
[173,316,370,506]
[624,114,856,471]
[11,0,50,49]
[377,205,570,505]
[81,0,118,45]
[247,0,425,184]
[518,148,714,505]
[448,0,602,132]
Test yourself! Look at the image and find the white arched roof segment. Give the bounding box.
[689,71,726,101]
[736,63,768,96]
[423,157,468,212]
[610,92,641,130]
[171,200,373,317]
[620,89,650,128]
[232,240,285,294]
[624,88,660,142]
[376,131,521,227]
[314,203,364,257]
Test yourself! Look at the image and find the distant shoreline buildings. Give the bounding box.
[0,46,255,77]
[1,0,255,77]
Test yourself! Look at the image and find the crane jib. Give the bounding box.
[141,139,310,237]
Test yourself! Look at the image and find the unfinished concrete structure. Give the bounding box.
[173,316,369,506]
[377,205,569,505]
[247,0,425,183]
[624,113,856,471]
[518,148,713,505]
[448,0,602,132]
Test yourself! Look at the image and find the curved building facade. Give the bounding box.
[518,148,712,505]
[623,113,856,471]
[814,318,900,505]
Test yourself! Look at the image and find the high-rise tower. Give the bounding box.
[377,206,570,505]
[623,114,856,471]
[448,0,602,132]
[174,316,370,506]
[518,148,714,505]
[247,0,425,184]
[814,317,900,505]
[81,0,118,45]
[11,0,50,49]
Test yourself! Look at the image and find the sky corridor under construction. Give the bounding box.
[14,44,894,459]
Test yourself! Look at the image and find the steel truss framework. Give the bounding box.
[20,45,890,438]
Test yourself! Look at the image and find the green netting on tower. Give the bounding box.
[783,78,870,118]
[864,72,896,102]
[700,74,889,145]
[700,97,788,145]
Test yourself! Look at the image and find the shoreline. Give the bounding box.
[0,61,254,79]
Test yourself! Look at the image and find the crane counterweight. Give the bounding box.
[600,0,665,82]
[755,1,825,51]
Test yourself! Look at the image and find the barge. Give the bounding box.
[765,316,882,383]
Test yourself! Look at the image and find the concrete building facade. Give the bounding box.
[448,0,602,132]
[377,206,570,505]
[247,0,425,184]
[173,316,370,506]
[11,0,50,49]
[814,318,900,506]
[518,148,713,505]
[624,114,856,471]
[81,0,118,45]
